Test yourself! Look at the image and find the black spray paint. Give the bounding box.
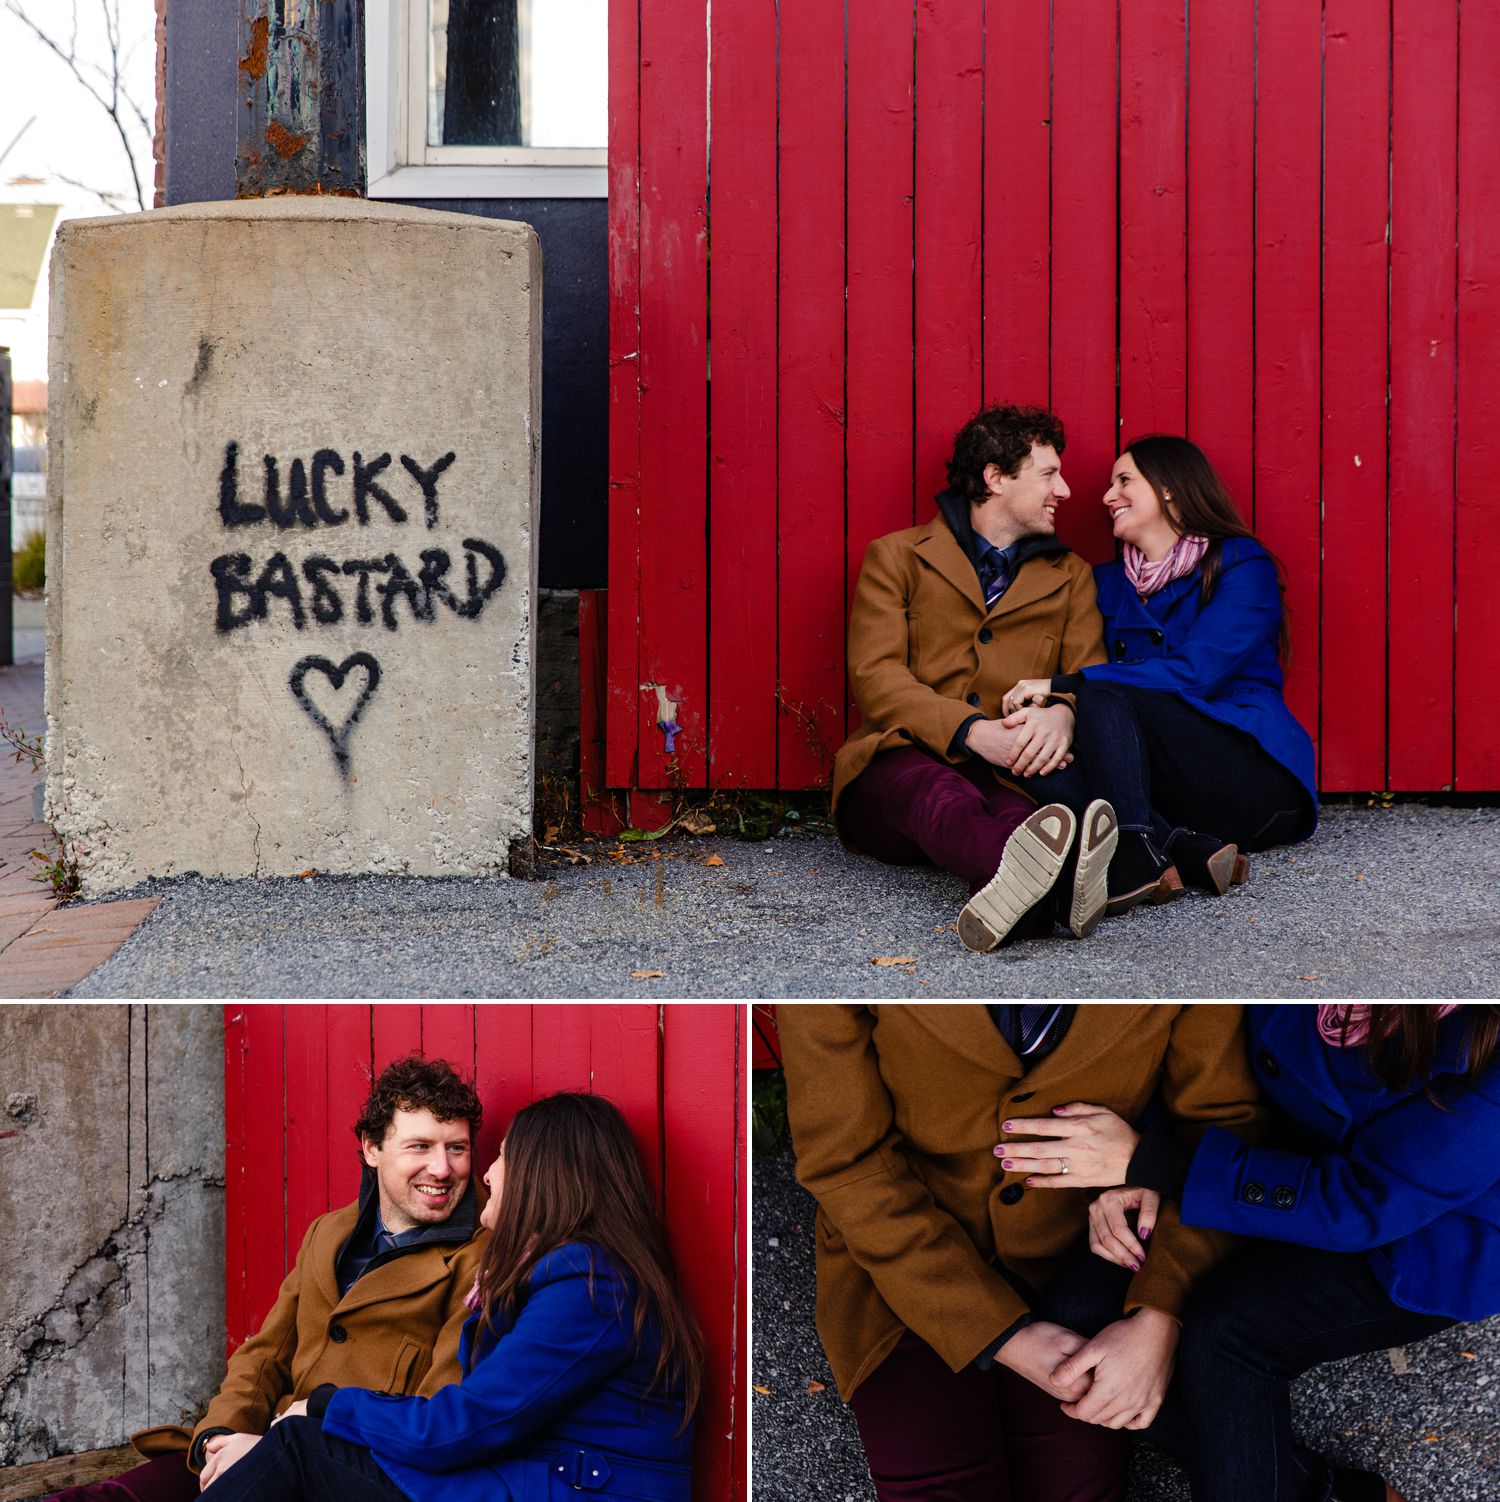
[289,653,382,780]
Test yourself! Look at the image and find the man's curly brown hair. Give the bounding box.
[945,404,1067,502]
[354,1053,483,1148]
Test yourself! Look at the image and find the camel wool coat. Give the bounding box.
[832,516,1107,815]
[780,1004,1267,1400]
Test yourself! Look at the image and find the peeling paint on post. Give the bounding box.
[237,1,365,197]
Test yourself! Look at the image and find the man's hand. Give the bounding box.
[199,1432,261,1491]
[1001,703,1075,777]
[1053,1309,1179,1430]
[964,716,1029,768]
[992,1319,1094,1402]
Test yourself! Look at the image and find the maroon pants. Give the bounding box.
[849,1331,1130,1502]
[839,746,1036,894]
[49,1453,198,1502]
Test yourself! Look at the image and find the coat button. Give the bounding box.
[1010,1091,1035,1103]
[329,1323,348,1343]
[1257,1049,1280,1078]
[1113,639,1126,658]
[1273,1185,1295,1208]
[967,692,981,707]
[1149,629,1164,644]
[979,627,993,643]
[1244,1182,1266,1204]
[1000,1184,1025,1206]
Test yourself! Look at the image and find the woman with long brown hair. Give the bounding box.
[1001,435,1317,913]
[200,1091,703,1502]
[998,1004,1500,1502]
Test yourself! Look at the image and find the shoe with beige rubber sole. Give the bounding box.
[1066,799,1118,938]
[958,803,1077,953]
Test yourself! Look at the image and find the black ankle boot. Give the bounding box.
[1165,829,1249,896]
[1331,1466,1404,1502]
[1103,832,1182,916]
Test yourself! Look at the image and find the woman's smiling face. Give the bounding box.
[1103,451,1176,551]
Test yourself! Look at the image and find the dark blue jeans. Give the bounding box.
[1142,1241,1454,1502]
[195,1419,411,1502]
[1012,680,1312,850]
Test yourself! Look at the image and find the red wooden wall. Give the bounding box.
[223,1003,745,1502]
[605,0,1500,796]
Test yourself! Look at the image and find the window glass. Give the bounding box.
[427,0,608,148]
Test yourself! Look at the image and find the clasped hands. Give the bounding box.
[965,700,1075,778]
[199,1402,310,1491]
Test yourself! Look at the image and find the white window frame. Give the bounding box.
[366,0,608,199]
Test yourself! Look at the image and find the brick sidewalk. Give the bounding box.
[0,657,157,997]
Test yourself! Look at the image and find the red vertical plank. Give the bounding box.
[284,1004,330,1248]
[913,0,983,506]
[373,1004,423,1071]
[1389,1,1457,790]
[983,1,1051,406]
[1186,0,1255,514]
[325,1003,371,1206]
[1455,3,1500,790]
[588,1004,664,1204]
[663,1005,739,1502]
[846,0,915,729]
[1118,0,1187,440]
[1320,5,1390,791]
[580,591,627,833]
[708,0,778,788]
[777,0,846,789]
[474,1003,535,1166]
[1051,1,1119,562]
[606,0,643,790]
[223,1006,249,1355]
[242,1004,286,1331]
[1254,4,1323,763]
[636,0,708,789]
[531,1003,593,1097]
[421,1004,476,1080]
[730,1007,746,1502]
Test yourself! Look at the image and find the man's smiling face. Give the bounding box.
[362,1106,472,1232]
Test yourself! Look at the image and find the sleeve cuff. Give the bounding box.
[972,1312,1034,1370]
[306,1385,338,1424]
[1126,1123,1193,1200]
[189,1427,234,1473]
[1050,672,1084,695]
[949,713,984,758]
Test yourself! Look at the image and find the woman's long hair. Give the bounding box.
[1124,434,1290,663]
[473,1092,703,1430]
[1327,1005,1500,1104]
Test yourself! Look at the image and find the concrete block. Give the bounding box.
[47,199,541,895]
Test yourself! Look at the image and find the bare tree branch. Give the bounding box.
[46,169,133,212]
[1,0,150,212]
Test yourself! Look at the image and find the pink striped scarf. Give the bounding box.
[1123,534,1209,598]
[1316,1004,1461,1048]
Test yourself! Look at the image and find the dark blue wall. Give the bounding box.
[163,0,608,589]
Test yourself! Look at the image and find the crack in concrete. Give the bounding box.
[0,1166,221,1467]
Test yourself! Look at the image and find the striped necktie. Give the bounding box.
[1016,1004,1062,1056]
[976,543,1011,608]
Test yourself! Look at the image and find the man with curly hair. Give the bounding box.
[834,404,1116,950]
[53,1055,486,1502]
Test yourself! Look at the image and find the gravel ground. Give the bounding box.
[751,1138,1500,1502]
[69,804,1500,997]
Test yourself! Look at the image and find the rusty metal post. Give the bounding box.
[0,348,13,667]
[237,0,365,197]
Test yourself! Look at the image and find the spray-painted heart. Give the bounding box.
[289,653,382,778]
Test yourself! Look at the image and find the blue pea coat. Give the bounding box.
[1086,536,1318,826]
[321,1243,693,1502]
[1181,1007,1500,1321]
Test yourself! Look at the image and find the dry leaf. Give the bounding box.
[753,1384,771,1395]
[1424,1434,1439,1443]
[630,969,664,980]
[1461,1350,1477,1360]
[872,955,918,967]
[543,822,562,844]
[296,868,316,879]
[805,1379,826,1394]
[1355,874,1366,882]
[704,854,725,867]
[1298,973,1319,981]
[678,809,717,835]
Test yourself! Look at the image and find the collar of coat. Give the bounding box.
[902,1002,1164,1086]
[929,487,1074,615]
